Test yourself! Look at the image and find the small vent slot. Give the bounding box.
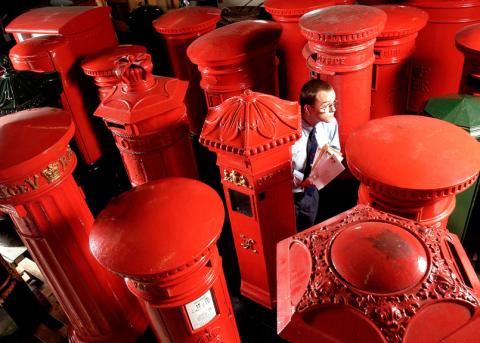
[106,121,126,131]
[447,240,473,289]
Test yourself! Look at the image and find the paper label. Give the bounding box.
[185,289,217,330]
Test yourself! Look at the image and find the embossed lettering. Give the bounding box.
[25,175,39,190]
[317,55,346,65]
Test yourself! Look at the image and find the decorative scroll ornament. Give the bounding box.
[198,326,223,342]
[223,169,249,188]
[240,234,258,254]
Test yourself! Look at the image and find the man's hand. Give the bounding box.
[299,177,314,189]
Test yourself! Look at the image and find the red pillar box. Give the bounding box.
[300,5,387,151]
[89,178,240,342]
[0,108,147,342]
[153,7,221,134]
[277,205,480,342]
[199,90,300,309]
[456,23,480,95]
[187,20,282,108]
[370,5,428,119]
[94,53,198,186]
[346,115,480,228]
[81,44,148,100]
[405,0,480,113]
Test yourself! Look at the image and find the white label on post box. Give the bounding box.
[185,289,217,330]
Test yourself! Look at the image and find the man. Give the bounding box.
[292,79,340,231]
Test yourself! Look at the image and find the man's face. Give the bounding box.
[304,89,337,126]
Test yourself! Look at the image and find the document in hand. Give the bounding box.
[308,144,345,190]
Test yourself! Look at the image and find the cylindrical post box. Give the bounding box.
[371,5,428,119]
[300,5,387,151]
[153,7,221,134]
[94,53,198,186]
[81,44,148,100]
[456,23,480,96]
[346,115,480,227]
[187,20,282,108]
[0,108,147,342]
[406,0,480,113]
[89,178,240,342]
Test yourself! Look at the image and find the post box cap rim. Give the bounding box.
[455,23,480,54]
[81,45,148,76]
[373,5,429,39]
[152,7,221,35]
[264,0,337,17]
[403,0,480,9]
[8,35,68,60]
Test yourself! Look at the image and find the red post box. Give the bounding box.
[89,178,240,342]
[153,7,221,134]
[456,23,480,95]
[300,5,387,151]
[94,53,198,186]
[370,5,428,119]
[187,20,282,108]
[277,205,480,342]
[346,115,480,227]
[199,90,300,309]
[0,108,147,342]
[81,44,148,100]
[405,0,480,113]
[264,0,355,101]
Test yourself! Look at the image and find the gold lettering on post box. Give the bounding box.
[223,169,250,188]
[0,175,40,199]
[41,163,61,184]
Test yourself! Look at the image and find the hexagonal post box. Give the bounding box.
[187,20,282,108]
[371,5,428,119]
[0,108,147,343]
[199,90,300,309]
[153,7,221,135]
[89,178,241,342]
[405,0,480,113]
[94,53,198,186]
[456,23,480,96]
[81,44,148,100]
[300,5,387,151]
[346,115,480,228]
[277,205,480,342]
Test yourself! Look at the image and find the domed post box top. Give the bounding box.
[346,115,480,201]
[264,0,339,19]
[199,90,301,156]
[456,23,480,56]
[374,5,428,40]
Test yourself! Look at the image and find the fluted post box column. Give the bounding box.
[346,115,480,228]
[153,7,221,134]
[371,5,428,119]
[187,20,282,108]
[456,23,480,96]
[300,5,386,151]
[0,108,147,343]
[277,205,480,342]
[89,178,240,342]
[199,90,300,309]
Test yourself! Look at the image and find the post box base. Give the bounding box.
[241,281,275,310]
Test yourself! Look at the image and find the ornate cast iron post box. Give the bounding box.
[346,115,480,228]
[371,5,428,119]
[199,90,300,309]
[94,53,198,186]
[300,5,386,151]
[456,23,480,96]
[153,7,221,134]
[277,205,480,342]
[89,178,241,342]
[0,108,147,343]
[187,20,282,108]
[81,45,147,100]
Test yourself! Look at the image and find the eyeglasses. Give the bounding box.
[318,100,338,113]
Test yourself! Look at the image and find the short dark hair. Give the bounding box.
[299,79,334,109]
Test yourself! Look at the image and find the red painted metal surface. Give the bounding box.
[277,205,480,342]
[346,115,480,227]
[153,7,221,134]
[0,108,147,342]
[94,53,198,186]
[405,0,480,113]
[187,20,282,107]
[200,90,300,309]
[300,5,387,151]
[456,23,480,95]
[89,178,240,342]
[371,5,428,119]
[81,45,147,100]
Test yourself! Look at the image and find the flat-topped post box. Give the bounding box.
[81,44,147,100]
[456,23,480,96]
[371,5,428,119]
[199,90,300,309]
[346,115,480,228]
[187,20,282,108]
[89,178,240,342]
[405,0,480,113]
[277,205,480,342]
[300,5,386,151]
[153,7,221,134]
[94,53,198,186]
[0,108,147,343]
